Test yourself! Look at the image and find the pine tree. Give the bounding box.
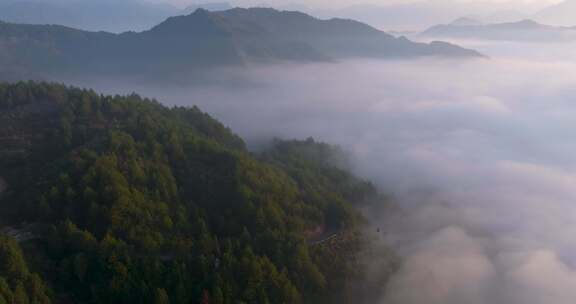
[154,288,170,304]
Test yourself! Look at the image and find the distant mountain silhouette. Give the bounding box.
[215,8,481,59]
[0,8,482,80]
[309,2,525,32]
[182,2,233,14]
[535,0,576,27]
[421,19,576,41]
[449,17,484,27]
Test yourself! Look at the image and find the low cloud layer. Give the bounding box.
[72,40,576,303]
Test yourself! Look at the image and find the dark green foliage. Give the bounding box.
[262,138,381,229]
[0,82,388,303]
[0,235,51,304]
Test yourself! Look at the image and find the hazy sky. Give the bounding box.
[154,0,561,10]
[147,0,568,30]
[3,0,570,31]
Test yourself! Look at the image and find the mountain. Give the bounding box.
[486,10,526,24]
[311,3,456,31]
[0,0,179,33]
[0,81,396,303]
[0,8,482,81]
[309,2,528,31]
[449,17,484,26]
[535,0,576,27]
[421,19,576,41]
[182,2,233,14]
[214,8,481,59]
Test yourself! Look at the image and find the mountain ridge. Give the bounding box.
[535,0,576,27]
[0,7,482,81]
[421,18,576,41]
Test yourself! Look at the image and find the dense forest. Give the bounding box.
[0,82,396,303]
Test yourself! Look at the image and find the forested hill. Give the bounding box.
[0,8,481,80]
[0,82,395,303]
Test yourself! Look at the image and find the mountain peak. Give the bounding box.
[497,19,546,29]
[516,19,541,26]
[183,2,232,14]
[219,7,315,20]
[0,6,482,79]
[421,17,568,42]
[149,8,227,35]
[192,8,211,15]
[450,17,483,26]
[535,0,576,26]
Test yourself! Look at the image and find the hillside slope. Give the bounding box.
[0,82,395,303]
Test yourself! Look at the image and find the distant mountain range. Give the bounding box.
[421,18,576,42]
[307,2,530,31]
[534,0,576,27]
[0,8,482,80]
[301,0,576,32]
[3,0,574,35]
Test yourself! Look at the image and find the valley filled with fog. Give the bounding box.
[62,38,576,303]
[3,0,576,302]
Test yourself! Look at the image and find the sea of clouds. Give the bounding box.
[73,40,576,304]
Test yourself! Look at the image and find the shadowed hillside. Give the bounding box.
[0,81,396,303]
